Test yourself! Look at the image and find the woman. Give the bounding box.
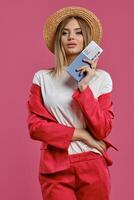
[27,6,118,200]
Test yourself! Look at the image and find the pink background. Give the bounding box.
[0,0,134,199]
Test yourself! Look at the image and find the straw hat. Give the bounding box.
[43,6,103,53]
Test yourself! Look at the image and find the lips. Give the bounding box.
[67,43,77,48]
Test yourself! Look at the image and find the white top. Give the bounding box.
[32,68,113,155]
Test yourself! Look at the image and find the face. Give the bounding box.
[61,18,84,59]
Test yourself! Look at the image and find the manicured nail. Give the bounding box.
[82,59,85,61]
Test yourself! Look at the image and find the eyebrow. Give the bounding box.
[63,28,82,31]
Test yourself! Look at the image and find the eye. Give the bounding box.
[76,31,82,35]
[62,31,68,35]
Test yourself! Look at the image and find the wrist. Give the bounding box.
[72,128,84,141]
[78,84,88,92]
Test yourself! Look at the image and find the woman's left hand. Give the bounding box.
[77,58,99,92]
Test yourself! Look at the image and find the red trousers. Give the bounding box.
[39,151,111,200]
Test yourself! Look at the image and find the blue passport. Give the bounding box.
[66,40,103,81]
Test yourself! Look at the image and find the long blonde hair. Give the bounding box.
[51,16,91,76]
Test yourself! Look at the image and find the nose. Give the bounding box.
[68,32,75,40]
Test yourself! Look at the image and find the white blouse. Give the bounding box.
[32,68,113,155]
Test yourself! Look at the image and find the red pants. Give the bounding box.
[39,151,111,200]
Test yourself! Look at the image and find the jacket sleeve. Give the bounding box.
[27,83,75,150]
[72,72,114,140]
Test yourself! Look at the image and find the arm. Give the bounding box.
[27,83,107,153]
[72,72,114,140]
[72,128,107,154]
[27,83,75,150]
[27,110,75,150]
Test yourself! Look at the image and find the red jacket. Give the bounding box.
[27,83,118,174]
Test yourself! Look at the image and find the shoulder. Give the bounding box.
[96,69,112,81]
[32,68,53,86]
[33,68,52,78]
[96,68,113,95]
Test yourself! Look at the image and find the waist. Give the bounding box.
[68,140,102,155]
[68,150,102,163]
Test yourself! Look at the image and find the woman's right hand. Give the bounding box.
[72,128,106,155]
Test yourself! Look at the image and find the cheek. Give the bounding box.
[61,38,64,46]
[79,37,84,49]
[61,37,66,45]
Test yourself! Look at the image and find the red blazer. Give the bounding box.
[27,83,118,174]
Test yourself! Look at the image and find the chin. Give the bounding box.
[67,49,81,55]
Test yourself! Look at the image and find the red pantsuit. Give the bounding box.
[27,83,118,199]
[39,151,111,200]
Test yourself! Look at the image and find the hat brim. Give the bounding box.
[43,6,103,53]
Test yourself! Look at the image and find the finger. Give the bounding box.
[96,57,99,62]
[78,68,87,76]
[83,140,103,154]
[97,142,106,152]
[83,57,99,64]
[100,144,106,151]
[99,141,107,150]
[82,60,93,69]
[95,145,105,155]
[83,59,93,65]
[83,60,97,70]
[94,57,99,63]
[76,65,90,71]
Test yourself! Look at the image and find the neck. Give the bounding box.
[67,54,79,65]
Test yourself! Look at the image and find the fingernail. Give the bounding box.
[82,59,88,63]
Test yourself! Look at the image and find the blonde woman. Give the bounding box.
[27,6,118,200]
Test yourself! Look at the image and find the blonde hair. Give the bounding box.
[51,16,91,76]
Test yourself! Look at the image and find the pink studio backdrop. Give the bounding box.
[0,0,134,199]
